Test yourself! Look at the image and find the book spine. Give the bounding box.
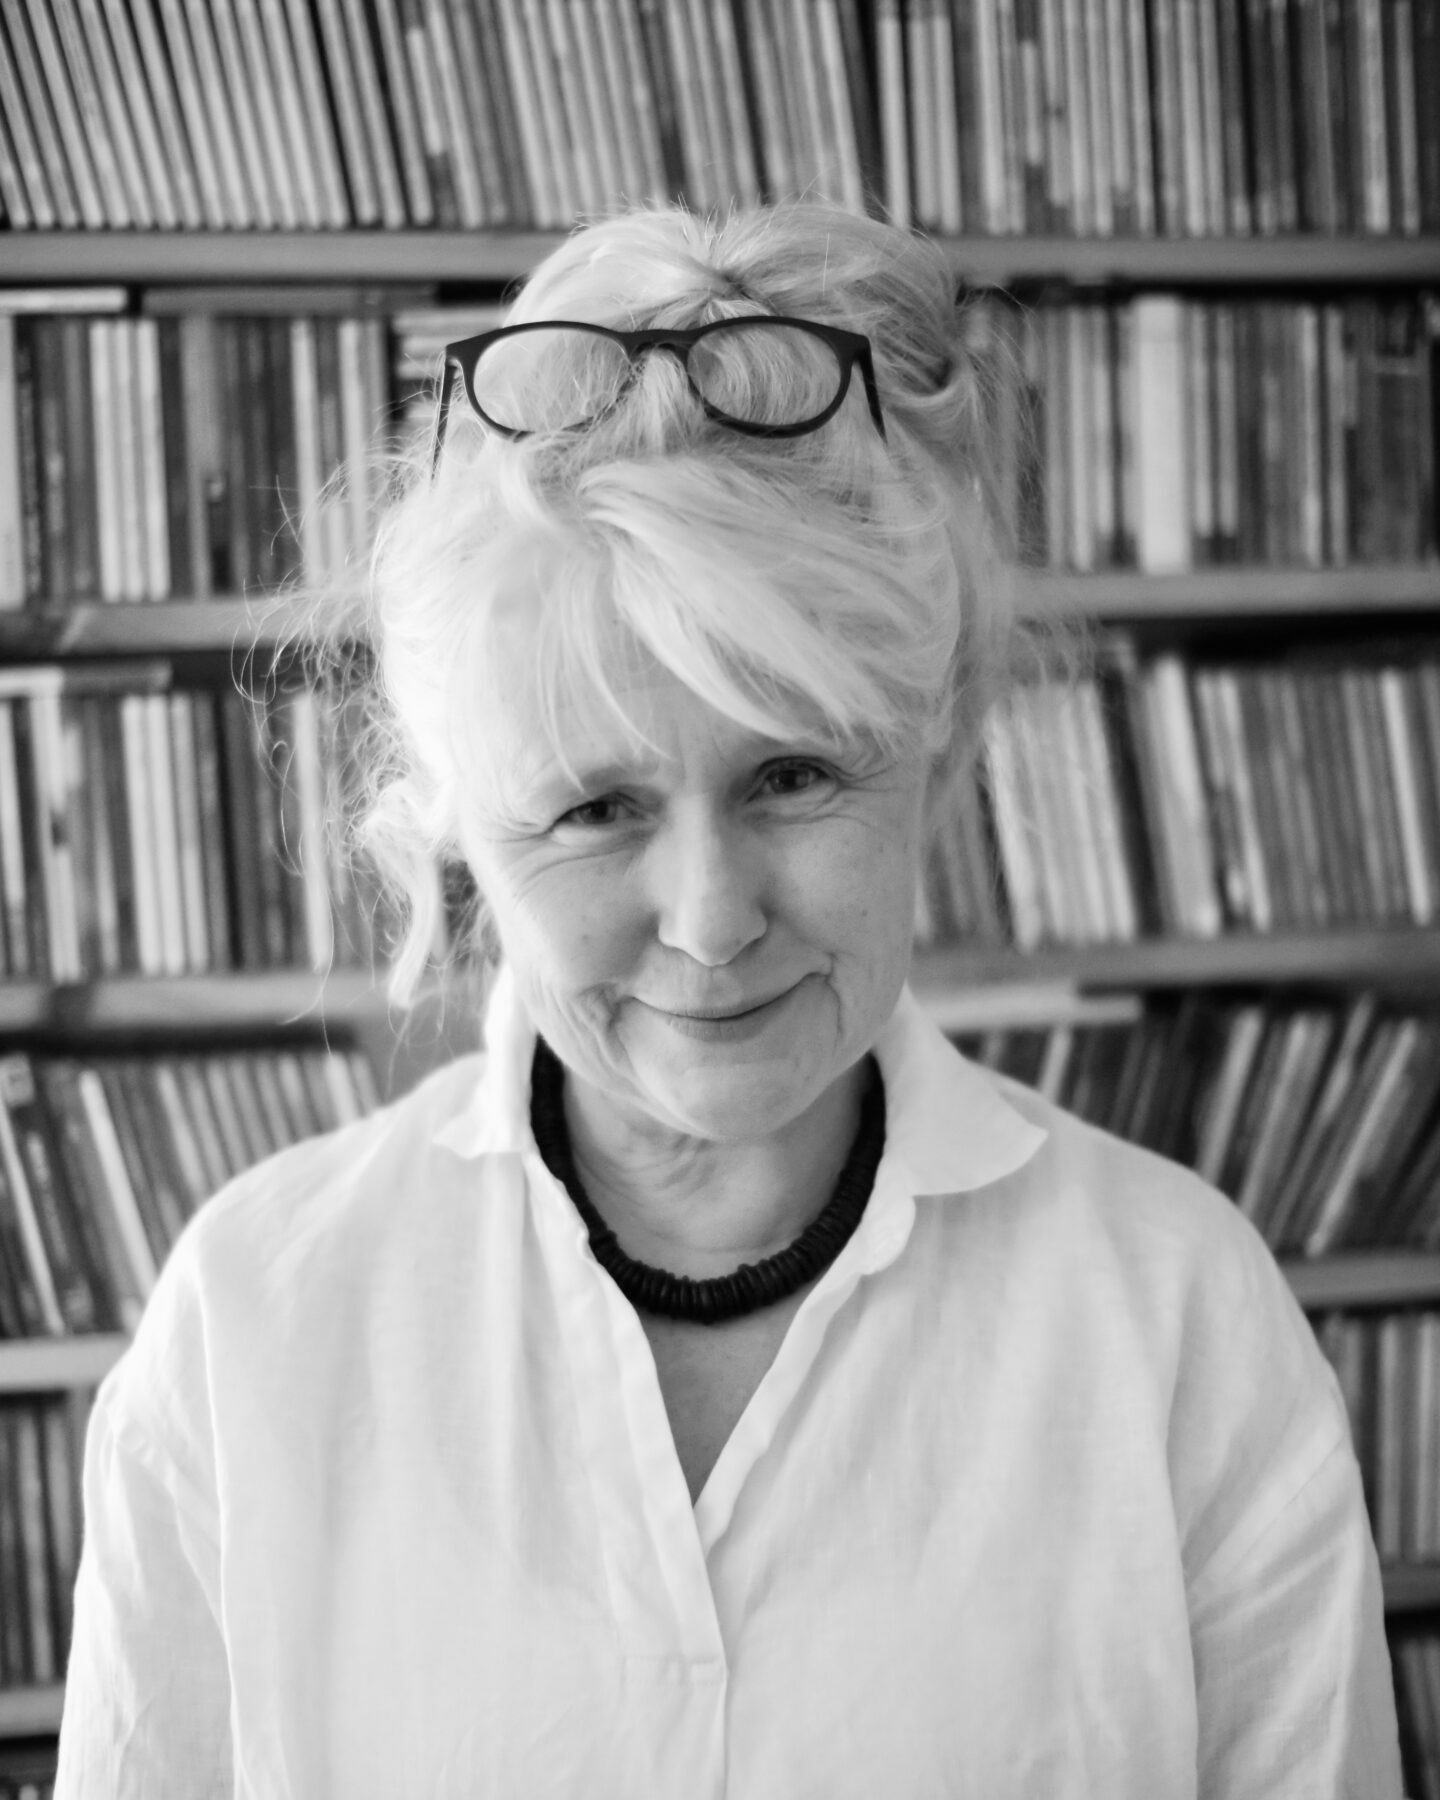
[249,0,318,222]
[112,319,147,603]
[88,319,120,602]
[425,0,488,224]
[370,0,438,222]
[0,1054,104,1334]
[36,1060,142,1332]
[712,0,763,203]
[138,691,186,975]
[0,318,23,609]
[32,318,69,604]
[43,0,132,224]
[474,0,528,219]
[542,0,604,214]
[876,0,910,221]
[1132,297,1191,571]
[2,0,84,225]
[282,0,353,225]
[74,0,161,224]
[246,0,318,223]
[102,1061,190,1249]
[398,0,462,224]
[337,0,408,226]
[206,0,283,225]
[0,12,58,227]
[1416,0,1440,227]
[590,0,655,203]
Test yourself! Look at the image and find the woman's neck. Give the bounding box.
[561,1058,872,1277]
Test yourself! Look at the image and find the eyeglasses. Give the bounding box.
[430,316,887,471]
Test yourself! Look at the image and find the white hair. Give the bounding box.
[309,199,1062,1006]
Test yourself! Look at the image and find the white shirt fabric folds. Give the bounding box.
[55,967,1404,1798]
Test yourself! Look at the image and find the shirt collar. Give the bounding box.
[432,964,1048,1197]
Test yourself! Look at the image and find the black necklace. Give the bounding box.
[529,1037,887,1325]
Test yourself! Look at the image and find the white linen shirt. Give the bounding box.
[56,967,1404,1799]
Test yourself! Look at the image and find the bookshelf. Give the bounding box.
[3,568,1439,661]
[913,931,1440,995]
[2,0,1440,1784]
[3,230,1439,287]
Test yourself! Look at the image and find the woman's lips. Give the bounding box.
[639,986,799,1040]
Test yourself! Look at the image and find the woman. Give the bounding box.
[56,201,1401,1797]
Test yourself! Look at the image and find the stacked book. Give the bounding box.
[0,661,385,983]
[954,991,1440,1258]
[0,1038,379,1342]
[965,290,1440,573]
[0,1387,85,1696]
[879,0,1440,236]
[916,639,1440,951]
[0,288,393,608]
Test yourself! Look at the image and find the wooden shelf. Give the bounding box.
[1382,1564,1440,1614]
[1283,1253,1440,1310]
[4,231,1439,288]
[0,1334,127,1392]
[1017,564,1440,619]
[911,929,1440,994]
[0,968,395,1032]
[0,932,1431,1038]
[4,566,1436,661]
[0,1682,63,1736]
[0,598,281,658]
[0,932,1432,1041]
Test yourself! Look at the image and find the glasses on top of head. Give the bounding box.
[429,316,887,473]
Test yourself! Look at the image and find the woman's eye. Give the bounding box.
[760,761,828,797]
[557,796,628,829]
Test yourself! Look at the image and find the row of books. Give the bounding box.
[915,641,1440,951]
[0,0,879,231]
[0,291,391,607]
[3,0,1439,238]
[4,287,1435,612]
[0,1038,380,1341]
[0,1389,84,1692]
[953,991,1440,1258]
[965,291,1440,573]
[0,663,390,983]
[882,0,1440,239]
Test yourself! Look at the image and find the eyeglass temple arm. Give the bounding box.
[857,351,887,441]
[430,359,462,478]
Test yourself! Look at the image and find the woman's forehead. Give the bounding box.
[476,654,833,800]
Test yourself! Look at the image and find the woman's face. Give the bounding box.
[459,650,928,1145]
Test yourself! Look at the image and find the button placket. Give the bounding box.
[527,1153,726,1668]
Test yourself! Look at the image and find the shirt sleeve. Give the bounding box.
[1189,1431,1404,1797]
[53,1262,234,1798]
[1168,1200,1406,1797]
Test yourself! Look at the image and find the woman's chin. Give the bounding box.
[633,1060,830,1144]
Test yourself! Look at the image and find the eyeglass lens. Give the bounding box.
[469,323,846,435]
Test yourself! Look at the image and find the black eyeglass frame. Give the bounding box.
[430,316,888,472]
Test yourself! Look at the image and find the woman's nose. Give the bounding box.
[651,810,767,967]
